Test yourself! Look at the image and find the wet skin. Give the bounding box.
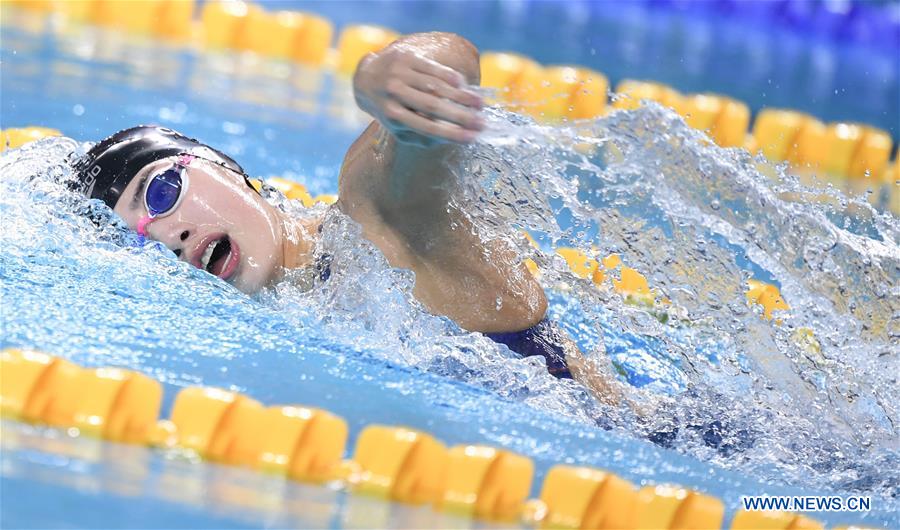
[112,32,624,407]
[114,156,316,294]
[114,32,546,334]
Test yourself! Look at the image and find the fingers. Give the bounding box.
[406,71,483,110]
[410,56,466,88]
[378,53,485,144]
[392,83,483,131]
[383,101,477,144]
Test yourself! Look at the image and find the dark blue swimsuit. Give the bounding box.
[485,318,753,454]
[315,249,572,379]
[314,256,748,453]
[486,319,573,379]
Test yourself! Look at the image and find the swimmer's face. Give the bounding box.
[113,157,283,293]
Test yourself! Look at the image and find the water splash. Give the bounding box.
[453,102,900,497]
[1,102,897,504]
[241,100,900,499]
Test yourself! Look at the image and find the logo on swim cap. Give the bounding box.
[83,164,102,197]
[72,125,254,209]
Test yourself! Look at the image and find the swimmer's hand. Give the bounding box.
[353,46,485,146]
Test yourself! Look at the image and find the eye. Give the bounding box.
[145,168,184,216]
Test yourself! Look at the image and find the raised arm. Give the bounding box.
[352,32,485,146]
[339,32,547,334]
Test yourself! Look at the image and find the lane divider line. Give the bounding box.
[0,347,854,529]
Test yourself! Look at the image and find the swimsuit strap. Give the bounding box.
[485,319,573,379]
[315,253,333,282]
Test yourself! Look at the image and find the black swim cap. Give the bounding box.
[70,125,250,209]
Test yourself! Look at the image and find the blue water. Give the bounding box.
[2,6,899,530]
[254,0,899,138]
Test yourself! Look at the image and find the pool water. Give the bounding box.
[2,7,899,530]
[252,0,899,137]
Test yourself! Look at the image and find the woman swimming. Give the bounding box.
[70,32,623,405]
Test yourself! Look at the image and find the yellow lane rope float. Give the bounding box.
[2,346,851,529]
[2,0,896,208]
[0,3,892,525]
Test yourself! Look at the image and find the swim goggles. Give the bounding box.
[145,153,193,217]
[136,153,194,238]
[136,152,260,240]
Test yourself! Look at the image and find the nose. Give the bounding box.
[172,230,190,258]
[148,221,193,259]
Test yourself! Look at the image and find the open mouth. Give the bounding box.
[194,234,240,281]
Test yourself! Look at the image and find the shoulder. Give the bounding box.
[336,121,388,215]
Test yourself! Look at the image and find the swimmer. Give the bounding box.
[70,32,623,405]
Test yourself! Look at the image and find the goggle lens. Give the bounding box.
[145,168,183,216]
